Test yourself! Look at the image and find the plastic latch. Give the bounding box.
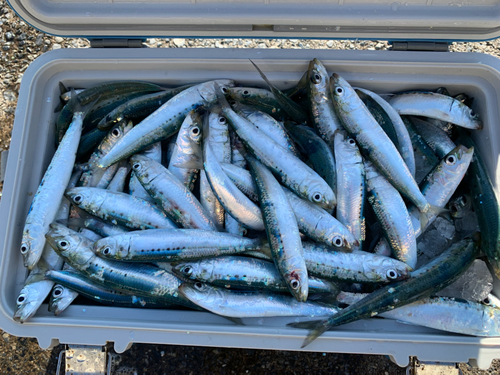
[391,41,449,52]
[56,345,108,375]
[406,357,461,375]
[89,39,145,48]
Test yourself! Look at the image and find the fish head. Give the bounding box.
[14,280,53,323]
[443,144,474,174]
[48,284,76,315]
[130,154,161,184]
[186,112,203,145]
[200,80,235,104]
[98,120,134,154]
[327,228,359,251]
[45,230,94,266]
[308,58,329,93]
[330,73,358,112]
[94,236,129,260]
[284,268,309,302]
[334,130,363,164]
[65,187,105,212]
[20,225,46,270]
[459,102,482,129]
[303,180,337,211]
[378,259,412,282]
[178,282,222,306]
[173,263,197,279]
[174,259,211,280]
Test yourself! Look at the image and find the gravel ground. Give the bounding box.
[2,1,500,374]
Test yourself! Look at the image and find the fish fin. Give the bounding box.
[249,60,309,123]
[59,82,68,96]
[287,319,331,348]
[419,204,448,232]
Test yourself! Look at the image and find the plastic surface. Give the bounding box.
[6,0,500,41]
[1,48,500,368]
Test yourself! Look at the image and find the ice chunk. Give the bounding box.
[416,228,451,269]
[454,211,479,237]
[433,217,455,240]
[437,259,493,303]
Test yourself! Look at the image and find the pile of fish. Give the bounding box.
[15,58,500,348]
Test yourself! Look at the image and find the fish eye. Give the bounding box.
[58,240,69,249]
[132,163,142,171]
[111,128,121,137]
[20,244,28,254]
[182,266,193,276]
[332,236,343,248]
[311,192,323,203]
[190,126,200,136]
[17,294,26,304]
[290,279,300,290]
[386,269,398,280]
[194,282,204,290]
[53,287,64,297]
[470,109,476,117]
[311,73,322,84]
[335,87,344,96]
[445,155,456,165]
[221,87,228,94]
[347,138,356,146]
[102,247,111,256]
[72,194,83,204]
[242,90,250,97]
[229,100,237,106]
[218,116,227,125]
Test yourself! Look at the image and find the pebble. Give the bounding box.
[52,44,61,50]
[172,38,185,47]
[4,31,13,41]
[3,90,15,102]
[54,36,64,43]
[1,45,8,51]
[326,40,334,48]
[35,34,44,46]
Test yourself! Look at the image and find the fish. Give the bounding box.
[179,282,338,318]
[21,96,94,270]
[388,92,482,129]
[173,256,340,294]
[93,229,269,262]
[247,156,308,302]
[334,131,365,250]
[130,154,217,231]
[65,187,176,230]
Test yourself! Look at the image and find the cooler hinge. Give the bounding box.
[390,41,449,52]
[89,38,145,48]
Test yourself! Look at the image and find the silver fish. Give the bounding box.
[94,229,267,262]
[247,157,308,302]
[130,154,217,231]
[21,103,89,270]
[179,283,338,318]
[334,131,365,251]
[167,110,203,189]
[66,187,176,230]
[203,142,264,231]
[303,242,411,283]
[388,92,482,129]
[365,160,417,270]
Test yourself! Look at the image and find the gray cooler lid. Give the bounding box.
[6,0,500,41]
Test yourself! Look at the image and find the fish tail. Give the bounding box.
[287,319,332,348]
[72,90,100,118]
[419,204,448,232]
